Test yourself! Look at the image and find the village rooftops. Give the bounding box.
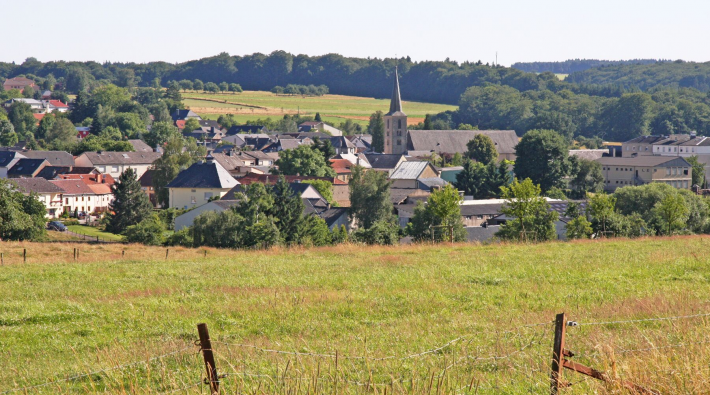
[407,130,518,156]
[16,150,75,167]
[49,179,95,195]
[390,161,436,180]
[128,139,154,152]
[596,156,692,167]
[8,158,47,177]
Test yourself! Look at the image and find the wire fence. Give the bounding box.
[3,311,710,394]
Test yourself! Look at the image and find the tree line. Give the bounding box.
[566,60,710,92]
[512,59,665,74]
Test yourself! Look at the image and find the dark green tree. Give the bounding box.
[0,120,19,147]
[107,168,153,234]
[686,156,706,187]
[368,111,385,153]
[513,129,570,192]
[45,118,78,151]
[228,83,243,93]
[218,82,229,92]
[0,179,46,241]
[193,79,204,91]
[314,112,322,122]
[495,178,558,242]
[568,157,605,196]
[271,177,305,244]
[7,102,36,139]
[275,145,336,177]
[165,81,182,101]
[407,184,466,243]
[349,166,394,229]
[144,121,181,148]
[465,134,498,165]
[312,137,335,160]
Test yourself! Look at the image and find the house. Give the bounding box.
[12,178,64,218]
[198,120,222,130]
[238,151,276,166]
[622,135,689,157]
[8,158,48,178]
[416,177,449,191]
[489,199,584,240]
[438,166,464,183]
[166,155,239,209]
[406,130,518,161]
[333,153,371,168]
[41,90,52,100]
[76,127,91,139]
[3,98,44,112]
[365,154,406,174]
[330,136,357,155]
[50,179,100,215]
[329,159,355,183]
[389,161,439,189]
[86,183,114,213]
[237,173,351,206]
[17,150,75,167]
[347,134,372,153]
[596,156,693,192]
[3,77,36,91]
[171,109,201,122]
[226,125,269,135]
[75,151,162,179]
[138,169,157,206]
[36,166,104,181]
[390,188,430,206]
[184,126,225,143]
[298,121,343,136]
[174,200,240,231]
[264,137,313,152]
[43,100,69,113]
[0,151,26,178]
[569,149,610,161]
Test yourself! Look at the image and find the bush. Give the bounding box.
[124,217,165,245]
[352,219,400,245]
[164,228,193,247]
[62,219,80,226]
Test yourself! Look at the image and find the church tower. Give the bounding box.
[384,67,407,154]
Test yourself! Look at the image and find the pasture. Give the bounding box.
[1,237,710,393]
[182,91,457,127]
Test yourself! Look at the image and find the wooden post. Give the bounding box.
[122,250,125,258]
[551,312,567,395]
[1,253,3,266]
[23,249,26,263]
[73,248,76,261]
[165,249,169,260]
[204,250,207,259]
[96,235,99,242]
[197,323,219,394]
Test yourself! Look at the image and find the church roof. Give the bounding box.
[386,67,406,117]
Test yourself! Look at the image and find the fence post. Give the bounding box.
[23,249,26,263]
[97,235,99,242]
[204,250,207,259]
[1,253,3,265]
[165,249,169,260]
[551,312,567,395]
[122,250,125,258]
[197,323,220,394]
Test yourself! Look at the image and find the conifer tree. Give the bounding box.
[107,168,153,234]
[271,177,305,244]
[368,111,385,153]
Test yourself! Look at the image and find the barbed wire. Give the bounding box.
[0,345,196,395]
[577,312,710,326]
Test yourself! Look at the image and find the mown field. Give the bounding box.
[2,237,710,394]
[182,91,457,127]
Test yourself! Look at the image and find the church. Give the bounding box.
[382,69,518,162]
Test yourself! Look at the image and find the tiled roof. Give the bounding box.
[8,158,46,177]
[88,184,112,195]
[12,178,64,194]
[210,152,245,170]
[139,169,154,187]
[0,151,25,167]
[128,139,154,152]
[365,154,403,170]
[49,179,95,195]
[166,160,239,189]
[81,151,162,165]
[407,130,518,155]
[390,161,431,180]
[18,150,75,167]
[47,100,68,108]
[569,149,608,161]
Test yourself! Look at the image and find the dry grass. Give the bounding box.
[1,237,710,393]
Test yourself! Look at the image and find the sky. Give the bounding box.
[3,0,709,66]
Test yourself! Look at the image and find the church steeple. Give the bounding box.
[387,67,405,116]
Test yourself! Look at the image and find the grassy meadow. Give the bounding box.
[182,91,457,127]
[2,237,710,394]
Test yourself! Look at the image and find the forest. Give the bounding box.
[512,58,665,74]
[566,60,710,92]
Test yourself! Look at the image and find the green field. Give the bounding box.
[66,225,125,242]
[1,237,709,394]
[182,91,457,127]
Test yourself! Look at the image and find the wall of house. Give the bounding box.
[601,163,691,192]
[622,143,654,157]
[384,115,407,155]
[75,156,152,179]
[169,187,231,209]
[332,184,350,206]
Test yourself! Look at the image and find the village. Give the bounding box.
[0,72,703,244]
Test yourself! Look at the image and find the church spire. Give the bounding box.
[388,66,404,115]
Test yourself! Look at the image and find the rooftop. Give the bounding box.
[166,159,239,189]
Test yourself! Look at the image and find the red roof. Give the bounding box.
[77,130,91,139]
[175,120,186,129]
[329,159,353,173]
[49,179,96,195]
[238,173,347,185]
[58,173,115,185]
[33,113,46,123]
[48,100,68,108]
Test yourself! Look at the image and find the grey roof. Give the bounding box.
[199,120,221,129]
[36,166,73,179]
[678,136,710,146]
[569,149,608,161]
[596,156,691,167]
[223,182,316,201]
[330,136,356,149]
[12,177,64,194]
[390,188,430,205]
[390,161,432,180]
[129,139,154,152]
[82,151,162,165]
[319,207,348,227]
[417,177,449,190]
[386,67,405,116]
[0,151,24,167]
[19,150,75,167]
[8,158,46,177]
[624,135,672,144]
[364,154,404,170]
[211,200,240,210]
[167,160,239,189]
[278,139,305,150]
[227,125,268,135]
[210,152,245,170]
[407,130,518,155]
[460,203,504,216]
[171,109,200,121]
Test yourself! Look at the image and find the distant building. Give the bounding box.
[596,156,692,192]
[3,77,36,91]
[13,178,64,218]
[384,68,407,155]
[75,151,162,179]
[166,155,239,209]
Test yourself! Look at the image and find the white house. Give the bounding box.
[75,151,162,179]
[167,156,239,209]
[13,178,64,218]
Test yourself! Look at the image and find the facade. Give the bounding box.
[622,135,689,157]
[389,161,439,189]
[13,178,64,218]
[596,156,692,192]
[384,68,407,155]
[75,151,162,179]
[50,179,101,215]
[406,130,518,162]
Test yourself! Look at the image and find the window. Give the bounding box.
[666,167,671,175]
[99,166,106,173]
[684,168,689,175]
[645,147,648,151]
[398,119,402,128]
[684,180,689,189]
[65,198,68,204]
[111,166,119,173]
[204,192,213,201]
[190,196,196,204]
[673,167,677,176]
[396,140,402,146]
[387,120,390,128]
[632,146,636,151]
[397,130,402,136]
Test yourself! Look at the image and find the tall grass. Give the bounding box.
[1,237,710,393]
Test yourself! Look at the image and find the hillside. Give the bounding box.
[512,59,664,74]
[183,91,456,126]
[566,60,710,91]
[1,238,709,394]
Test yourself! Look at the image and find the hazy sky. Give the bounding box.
[3,0,709,66]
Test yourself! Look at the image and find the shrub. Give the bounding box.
[124,217,165,245]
